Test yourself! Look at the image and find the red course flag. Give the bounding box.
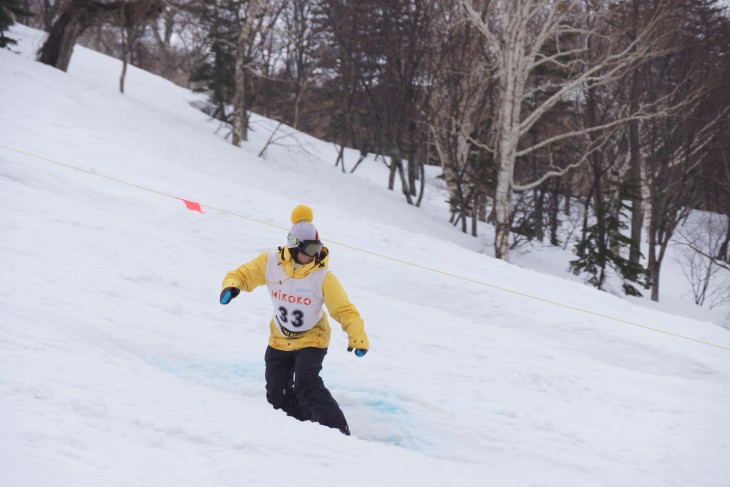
[179,198,204,213]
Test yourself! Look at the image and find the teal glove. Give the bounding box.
[220,287,240,305]
[347,347,368,357]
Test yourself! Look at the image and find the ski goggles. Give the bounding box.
[288,234,323,257]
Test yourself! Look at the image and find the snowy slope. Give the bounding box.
[2,25,730,487]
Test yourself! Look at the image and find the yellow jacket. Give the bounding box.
[222,247,368,352]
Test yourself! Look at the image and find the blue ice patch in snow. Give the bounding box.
[153,360,426,450]
[365,398,403,415]
[332,389,427,450]
[153,359,261,377]
[150,359,264,394]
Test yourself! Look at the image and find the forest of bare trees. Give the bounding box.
[7,0,730,302]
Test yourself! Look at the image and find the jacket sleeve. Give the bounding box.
[222,252,269,292]
[322,272,369,350]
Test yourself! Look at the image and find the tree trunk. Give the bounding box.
[231,0,261,147]
[119,56,128,93]
[152,6,175,80]
[595,192,609,292]
[494,115,517,260]
[395,156,413,205]
[292,79,306,130]
[37,0,92,71]
[489,1,528,262]
[472,192,480,237]
[335,142,348,173]
[416,162,426,208]
[388,153,397,190]
[650,214,678,302]
[718,213,730,262]
[647,224,659,301]
[628,116,644,265]
[406,122,416,196]
[119,18,129,94]
[548,184,561,246]
[494,158,513,261]
[534,186,545,242]
[626,0,645,267]
[607,180,621,256]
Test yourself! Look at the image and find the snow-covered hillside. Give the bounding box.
[2,25,729,487]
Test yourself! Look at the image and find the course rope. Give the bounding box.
[2,143,729,352]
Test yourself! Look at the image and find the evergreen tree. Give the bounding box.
[570,188,648,297]
[187,0,247,122]
[0,0,30,48]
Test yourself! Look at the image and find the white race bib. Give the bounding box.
[265,251,328,338]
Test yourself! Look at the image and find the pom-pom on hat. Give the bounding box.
[290,204,313,224]
[287,204,319,248]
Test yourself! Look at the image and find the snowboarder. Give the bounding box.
[219,204,369,435]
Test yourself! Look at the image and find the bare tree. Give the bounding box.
[637,0,730,301]
[118,0,158,93]
[676,213,730,307]
[24,0,64,31]
[37,0,161,72]
[316,0,376,173]
[278,0,319,131]
[149,1,208,86]
[230,0,262,146]
[222,0,283,146]
[428,0,495,231]
[361,0,442,205]
[462,0,674,261]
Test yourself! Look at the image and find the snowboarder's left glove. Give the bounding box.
[347,333,369,357]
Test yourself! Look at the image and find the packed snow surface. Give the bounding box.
[2,25,729,487]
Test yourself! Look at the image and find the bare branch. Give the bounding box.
[675,242,730,273]
[513,129,612,191]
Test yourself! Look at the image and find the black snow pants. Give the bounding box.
[264,345,350,435]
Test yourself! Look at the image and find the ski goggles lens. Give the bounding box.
[288,234,323,257]
[299,240,323,257]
